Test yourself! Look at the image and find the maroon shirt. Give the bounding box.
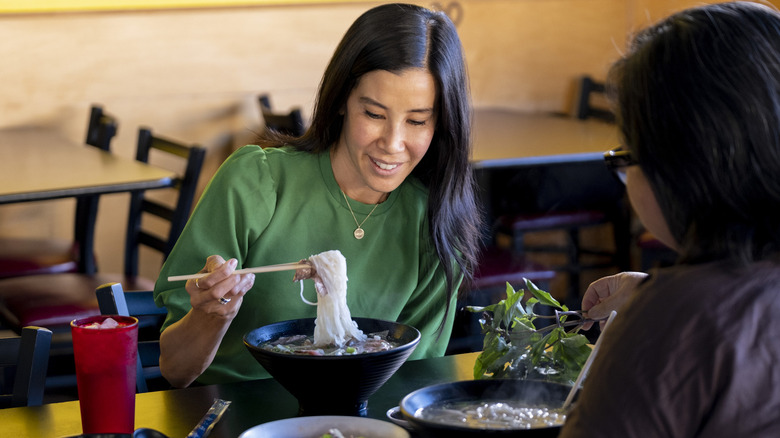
[561,260,780,438]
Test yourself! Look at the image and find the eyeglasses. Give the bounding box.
[604,146,638,184]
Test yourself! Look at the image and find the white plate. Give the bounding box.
[238,415,410,438]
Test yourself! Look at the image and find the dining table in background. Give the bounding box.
[469,108,621,227]
[470,108,619,168]
[0,127,177,274]
[0,127,175,204]
[0,351,481,438]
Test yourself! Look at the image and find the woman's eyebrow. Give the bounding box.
[358,96,434,114]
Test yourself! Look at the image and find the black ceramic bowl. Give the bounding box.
[244,317,420,416]
[399,379,573,438]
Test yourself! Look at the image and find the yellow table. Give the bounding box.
[0,351,481,438]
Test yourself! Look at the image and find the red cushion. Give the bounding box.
[499,210,608,232]
[17,304,101,328]
[0,238,79,279]
[474,246,556,290]
[0,273,156,331]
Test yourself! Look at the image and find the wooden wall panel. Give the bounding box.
[1,0,772,280]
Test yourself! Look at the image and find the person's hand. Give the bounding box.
[160,255,255,388]
[581,271,647,330]
[184,255,255,318]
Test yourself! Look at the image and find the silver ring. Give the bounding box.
[195,278,202,289]
[218,297,231,305]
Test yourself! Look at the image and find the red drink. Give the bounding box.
[71,315,139,434]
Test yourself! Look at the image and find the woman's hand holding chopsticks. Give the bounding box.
[159,255,256,388]
[183,255,256,312]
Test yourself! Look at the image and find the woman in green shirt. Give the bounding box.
[154,3,481,387]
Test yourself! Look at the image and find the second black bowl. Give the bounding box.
[400,379,573,438]
[244,317,420,416]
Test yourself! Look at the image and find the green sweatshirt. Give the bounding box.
[154,145,457,384]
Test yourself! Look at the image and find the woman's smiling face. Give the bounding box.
[331,68,437,204]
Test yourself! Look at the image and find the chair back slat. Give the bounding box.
[137,232,168,254]
[124,128,206,278]
[85,105,118,151]
[141,199,175,221]
[0,326,52,407]
[258,94,306,137]
[575,75,615,123]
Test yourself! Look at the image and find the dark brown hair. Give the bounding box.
[609,2,780,264]
[262,3,481,319]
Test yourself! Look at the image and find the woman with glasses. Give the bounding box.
[561,2,780,436]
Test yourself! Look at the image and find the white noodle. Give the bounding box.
[304,250,365,347]
[300,281,316,306]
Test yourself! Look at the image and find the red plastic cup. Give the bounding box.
[71,315,139,434]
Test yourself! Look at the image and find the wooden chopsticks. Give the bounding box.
[167,262,309,282]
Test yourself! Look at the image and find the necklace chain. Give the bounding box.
[340,189,380,240]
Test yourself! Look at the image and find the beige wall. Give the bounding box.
[0,0,767,280]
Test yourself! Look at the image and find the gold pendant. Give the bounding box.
[354,227,365,239]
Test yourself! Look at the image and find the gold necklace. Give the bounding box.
[340,189,380,239]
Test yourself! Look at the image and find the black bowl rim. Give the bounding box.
[243,316,421,360]
[399,379,573,432]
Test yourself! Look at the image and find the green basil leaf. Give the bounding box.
[472,277,593,386]
[524,278,563,309]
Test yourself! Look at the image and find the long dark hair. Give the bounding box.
[261,4,481,315]
[609,1,780,264]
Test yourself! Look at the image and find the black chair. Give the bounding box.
[0,326,52,407]
[96,283,167,393]
[447,247,557,355]
[471,246,557,292]
[575,75,615,123]
[258,94,305,137]
[125,128,206,278]
[482,160,632,308]
[0,127,205,334]
[85,105,119,150]
[446,193,558,357]
[0,105,118,279]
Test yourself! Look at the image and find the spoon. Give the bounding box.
[562,310,617,410]
[134,399,230,438]
[186,398,231,438]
